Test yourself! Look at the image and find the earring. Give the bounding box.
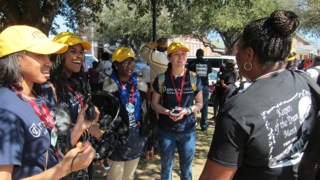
[244,62,252,71]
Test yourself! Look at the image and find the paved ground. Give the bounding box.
[93,106,216,180]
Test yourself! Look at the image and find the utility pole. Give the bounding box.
[152,0,157,42]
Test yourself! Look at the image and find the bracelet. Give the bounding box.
[186,107,192,115]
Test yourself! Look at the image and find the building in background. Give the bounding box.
[173,32,319,60]
[292,33,319,61]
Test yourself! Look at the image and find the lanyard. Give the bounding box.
[66,84,84,108]
[12,87,54,130]
[120,80,135,105]
[170,69,186,107]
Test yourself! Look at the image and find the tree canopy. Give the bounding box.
[1,0,319,54]
[94,1,172,54]
[167,0,279,54]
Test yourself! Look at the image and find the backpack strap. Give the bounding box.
[158,73,165,94]
[189,71,197,91]
[296,70,320,180]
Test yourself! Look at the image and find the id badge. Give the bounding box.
[126,103,135,114]
[128,113,135,121]
[50,127,58,147]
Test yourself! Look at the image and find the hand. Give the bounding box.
[169,114,184,121]
[75,104,92,131]
[75,105,100,131]
[145,149,154,160]
[88,123,104,139]
[157,37,168,47]
[156,37,168,52]
[70,105,95,145]
[168,107,185,121]
[63,141,96,173]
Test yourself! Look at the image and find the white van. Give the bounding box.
[187,55,236,85]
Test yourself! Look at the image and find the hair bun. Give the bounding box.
[268,10,299,36]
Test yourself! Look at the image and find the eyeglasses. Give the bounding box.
[121,61,136,67]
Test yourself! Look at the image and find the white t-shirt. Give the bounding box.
[139,47,168,85]
[306,66,320,82]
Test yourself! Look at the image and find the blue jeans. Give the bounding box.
[200,86,209,131]
[157,129,196,180]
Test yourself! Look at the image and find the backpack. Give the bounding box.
[296,70,320,180]
[158,70,197,94]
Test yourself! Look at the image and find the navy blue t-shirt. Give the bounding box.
[153,69,202,133]
[0,87,58,180]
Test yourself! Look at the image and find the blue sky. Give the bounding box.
[49,15,68,39]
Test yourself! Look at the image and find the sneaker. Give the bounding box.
[99,160,110,170]
[201,125,208,132]
[102,160,110,170]
[102,165,110,170]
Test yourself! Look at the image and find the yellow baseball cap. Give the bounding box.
[167,42,189,55]
[112,47,135,63]
[53,32,91,50]
[0,25,68,58]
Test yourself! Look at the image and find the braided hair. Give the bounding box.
[241,10,299,64]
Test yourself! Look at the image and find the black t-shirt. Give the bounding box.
[187,58,212,86]
[220,68,237,85]
[207,70,318,179]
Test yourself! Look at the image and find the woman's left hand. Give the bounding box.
[82,106,100,130]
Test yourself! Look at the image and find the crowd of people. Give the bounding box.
[1,9,320,180]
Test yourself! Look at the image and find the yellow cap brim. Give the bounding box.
[80,41,92,50]
[27,41,68,55]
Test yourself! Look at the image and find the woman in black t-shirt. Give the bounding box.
[200,10,318,180]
